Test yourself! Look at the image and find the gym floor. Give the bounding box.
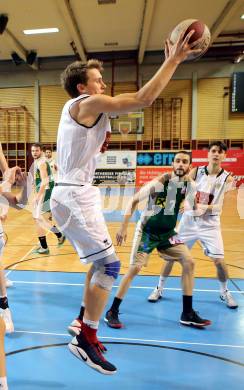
[2,189,244,389]
[5,271,244,389]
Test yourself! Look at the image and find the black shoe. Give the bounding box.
[57,235,66,247]
[68,334,116,375]
[67,318,107,353]
[180,310,211,327]
[104,310,123,329]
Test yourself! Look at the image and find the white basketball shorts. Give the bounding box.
[177,213,224,259]
[50,184,114,263]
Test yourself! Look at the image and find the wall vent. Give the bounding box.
[98,0,116,4]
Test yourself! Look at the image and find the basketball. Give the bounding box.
[169,19,211,60]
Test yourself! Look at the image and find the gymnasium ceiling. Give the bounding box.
[0,0,244,69]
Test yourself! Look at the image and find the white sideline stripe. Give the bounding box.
[14,330,244,349]
[8,280,244,293]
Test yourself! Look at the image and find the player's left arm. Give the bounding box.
[224,175,236,192]
[220,175,237,211]
[0,144,24,192]
[200,175,236,213]
[0,172,28,212]
[182,175,197,212]
[0,143,8,174]
[1,187,28,210]
[119,178,161,226]
[116,176,165,245]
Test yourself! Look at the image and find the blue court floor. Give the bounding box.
[5,271,244,389]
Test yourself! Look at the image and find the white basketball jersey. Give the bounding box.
[56,94,111,185]
[193,165,230,216]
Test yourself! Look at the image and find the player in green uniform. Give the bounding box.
[31,143,65,254]
[104,151,211,328]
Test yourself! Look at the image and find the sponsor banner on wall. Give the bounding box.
[192,149,244,186]
[135,150,244,186]
[136,151,182,186]
[135,167,171,186]
[137,151,177,167]
[94,169,136,185]
[97,151,137,169]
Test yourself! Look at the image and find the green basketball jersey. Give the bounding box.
[141,175,187,235]
[34,159,54,193]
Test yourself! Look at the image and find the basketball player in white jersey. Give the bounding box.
[0,144,11,390]
[0,147,28,331]
[0,146,14,289]
[51,31,202,375]
[0,145,28,390]
[0,145,20,335]
[148,141,238,309]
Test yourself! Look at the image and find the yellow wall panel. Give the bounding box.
[197,78,244,140]
[143,79,192,141]
[40,85,69,143]
[0,87,35,142]
[160,79,192,141]
[114,82,137,95]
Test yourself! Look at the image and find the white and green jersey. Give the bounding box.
[34,157,54,194]
[140,173,188,237]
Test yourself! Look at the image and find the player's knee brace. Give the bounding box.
[104,260,121,279]
[91,254,121,291]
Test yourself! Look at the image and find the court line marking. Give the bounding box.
[5,231,52,277]
[13,330,244,349]
[7,280,244,293]
[4,246,37,278]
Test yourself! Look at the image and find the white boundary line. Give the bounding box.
[13,330,244,349]
[7,280,244,293]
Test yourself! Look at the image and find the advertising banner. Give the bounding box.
[94,151,137,185]
[137,151,176,167]
[136,151,181,186]
[97,151,137,169]
[192,149,244,186]
[135,167,171,186]
[135,150,244,187]
[94,169,135,185]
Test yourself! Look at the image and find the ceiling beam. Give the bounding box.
[138,0,156,64]
[57,0,86,61]
[210,0,244,42]
[4,28,38,70]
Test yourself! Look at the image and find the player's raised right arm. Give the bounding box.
[79,30,201,116]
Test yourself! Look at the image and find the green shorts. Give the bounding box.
[130,223,185,267]
[138,230,177,253]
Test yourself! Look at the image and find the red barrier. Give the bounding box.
[135,150,244,186]
[192,150,244,186]
[135,167,171,186]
